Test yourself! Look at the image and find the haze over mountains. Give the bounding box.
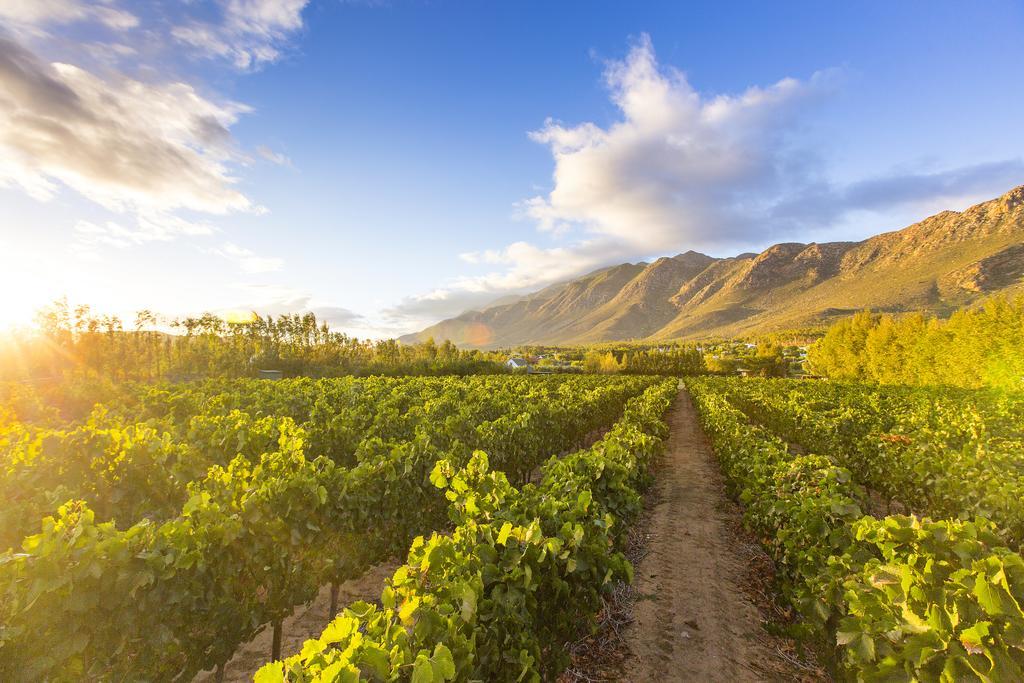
[402,186,1024,348]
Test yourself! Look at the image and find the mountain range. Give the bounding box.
[401,186,1024,348]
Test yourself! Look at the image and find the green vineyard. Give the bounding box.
[4,4,1022,679]
[5,372,1024,681]
[689,377,1024,680]
[0,376,674,681]
[257,380,677,682]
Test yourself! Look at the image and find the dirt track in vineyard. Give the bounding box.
[621,387,821,682]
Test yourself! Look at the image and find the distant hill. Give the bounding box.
[401,186,1024,348]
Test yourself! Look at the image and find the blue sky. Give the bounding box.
[1,1,1022,337]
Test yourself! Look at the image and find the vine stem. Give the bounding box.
[271,620,283,661]
[329,582,340,621]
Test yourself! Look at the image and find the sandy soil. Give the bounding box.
[622,388,822,682]
[193,560,400,682]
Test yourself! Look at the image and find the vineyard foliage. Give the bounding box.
[0,374,665,681]
[255,380,677,682]
[716,379,1024,543]
[689,377,1024,680]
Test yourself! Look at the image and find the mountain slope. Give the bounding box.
[401,186,1024,347]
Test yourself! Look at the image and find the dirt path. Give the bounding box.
[622,388,817,682]
[194,560,399,682]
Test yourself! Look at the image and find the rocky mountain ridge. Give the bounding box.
[402,186,1024,347]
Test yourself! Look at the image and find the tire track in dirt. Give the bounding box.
[622,387,812,682]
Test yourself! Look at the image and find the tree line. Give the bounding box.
[2,299,503,383]
[579,345,706,375]
[807,295,1024,390]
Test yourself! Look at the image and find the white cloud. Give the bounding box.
[173,0,309,70]
[384,35,837,330]
[74,214,216,249]
[384,238,631,329]
[769,159,1024,232]
[391,34,1024,333]
[223,283,365,328]
[205,242,284,273]
[382,288,514,331]
[0,0,139,32]
[458,250,503,265]
[73,220,140,249]
[524,34,835,253]
[256,144,292,166]
[0,36,255,215]
[388,36,832,328]
[450,239,614,293]
[224,0,307,36]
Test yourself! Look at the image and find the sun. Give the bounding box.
[0,307,36,334]
[0,269,46,333]
[225,310,259,324]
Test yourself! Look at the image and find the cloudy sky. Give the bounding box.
[1,1,1023,337]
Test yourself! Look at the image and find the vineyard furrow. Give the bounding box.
[623,389,815,681]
